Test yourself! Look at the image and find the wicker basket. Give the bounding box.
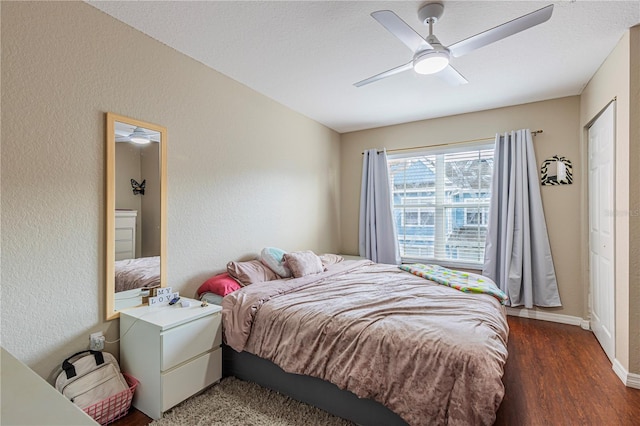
[82,373,138,425]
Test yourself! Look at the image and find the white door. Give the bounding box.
[588,102,615,362]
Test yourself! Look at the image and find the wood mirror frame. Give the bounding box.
[105,113,167,320]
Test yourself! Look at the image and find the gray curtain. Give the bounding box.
[359,149,400,265]
[483,129,562,308]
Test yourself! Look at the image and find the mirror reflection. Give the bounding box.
[106,113,166,320]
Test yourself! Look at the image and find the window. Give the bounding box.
[404,211,419,225]
[464,198,489,226]
[402,210,435,226]
[465,209,489,226]
[388,143,494,267]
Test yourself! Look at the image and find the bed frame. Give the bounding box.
[222,344,407,426]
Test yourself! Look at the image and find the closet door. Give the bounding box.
[588,102,615,362]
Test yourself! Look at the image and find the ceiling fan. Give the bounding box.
[354,3,554,87]
[115,126,158,144]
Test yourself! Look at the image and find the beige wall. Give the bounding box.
[115,143,143,257]
[580,27,640,375]
[1,2,340,380]
[630,26,640,376]
[340,97,584,319]
[140,143,161,257]
[115,142,161,257]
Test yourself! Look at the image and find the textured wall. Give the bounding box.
[1,2,340,380]
[115,143,143,257]
[140,144,161,257]
[629,26,640,376]
[340,97,584,319]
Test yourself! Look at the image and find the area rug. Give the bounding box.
[150,377,355,426]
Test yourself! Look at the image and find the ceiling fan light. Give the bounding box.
[129,127,151,144]
[413,50,450,75]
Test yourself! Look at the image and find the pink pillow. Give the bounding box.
[319,253,344,268]
[197,273,241,297]
[227,259,279,286]
[283,251,324,278]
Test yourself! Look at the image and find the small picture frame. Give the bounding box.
[541,155,573,185]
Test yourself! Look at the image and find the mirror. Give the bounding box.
[106,113,167,320]
[541,155,573,186]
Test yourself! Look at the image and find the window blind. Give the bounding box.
[388,143,494,267]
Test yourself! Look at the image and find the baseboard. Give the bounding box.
[613,359,640,389]
[506,307,590,329]
[629,373,640,389]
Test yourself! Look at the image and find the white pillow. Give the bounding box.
[260,247,291,278]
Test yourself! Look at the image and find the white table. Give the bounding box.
[1,347,98,425]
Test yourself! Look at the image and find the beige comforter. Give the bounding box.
[114,256,160,292]
[222,260,509,426]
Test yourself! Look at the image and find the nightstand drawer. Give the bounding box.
[161,313,221,370]
[161,348,222,411]
[115,227,134,241]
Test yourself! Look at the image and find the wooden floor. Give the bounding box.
[113,316,640,426]
[494,317,640,425]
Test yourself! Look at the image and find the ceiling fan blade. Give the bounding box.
[354,61,414,87]
[371,10,432,53]
[448,4,554,58]
[436,65,468,86]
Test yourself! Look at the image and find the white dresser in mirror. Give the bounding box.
[115,210,137,261]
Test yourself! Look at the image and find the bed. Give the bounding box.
[221,259,509,426]
[114,255,160,293]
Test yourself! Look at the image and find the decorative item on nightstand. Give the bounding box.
[119,298,222,420]
[148,287,179,306]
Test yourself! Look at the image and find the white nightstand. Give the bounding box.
[119,298,222,420]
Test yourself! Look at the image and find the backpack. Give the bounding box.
[55,350,130,421]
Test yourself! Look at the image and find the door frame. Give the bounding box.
[586,100,616,362]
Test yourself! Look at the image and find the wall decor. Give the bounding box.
[541,155,573,185]
[131,178,146,195]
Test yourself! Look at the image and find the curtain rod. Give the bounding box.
[363,129,543,155]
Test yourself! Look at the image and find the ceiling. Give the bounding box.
[115,122,161,143]
[87,1,640,133]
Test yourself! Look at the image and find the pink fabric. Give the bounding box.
[227,259,279,286]
[222,260,509,426]
[283,251,324,278]
[319,253,344,268]
[115,256,160,292]
[197,273,242,297]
